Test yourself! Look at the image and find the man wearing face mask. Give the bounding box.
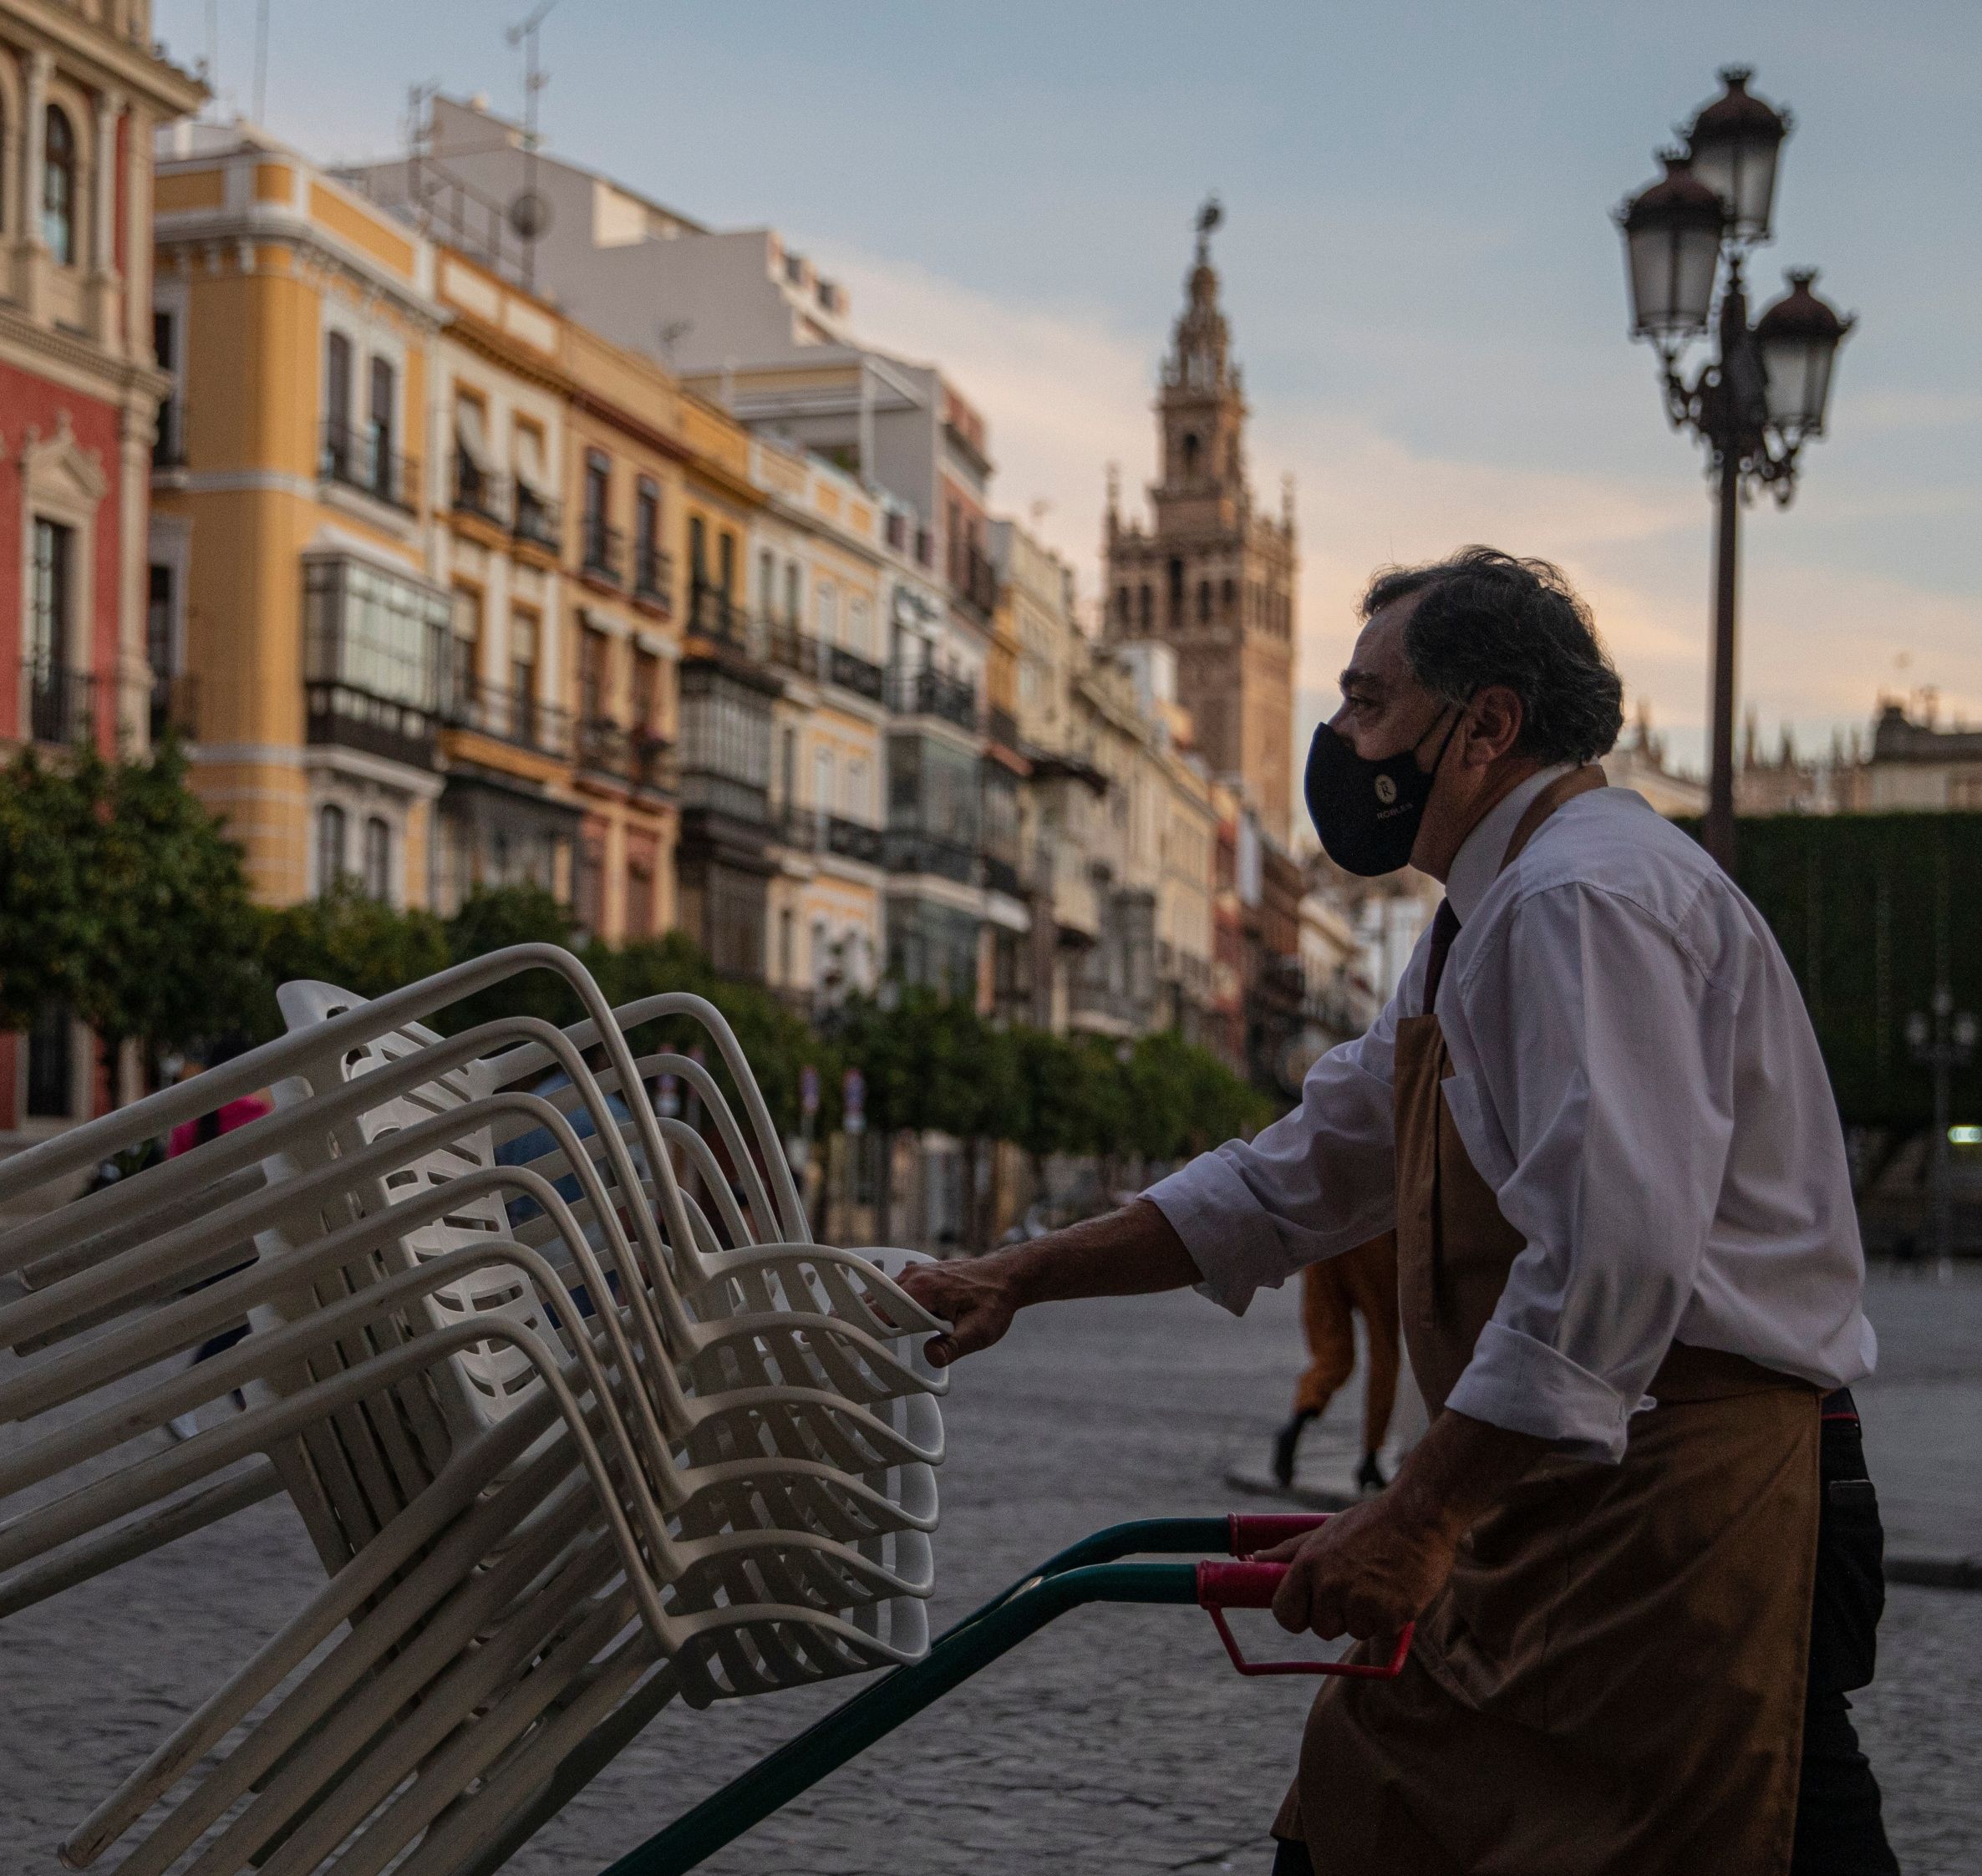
[899,547,1894,1876]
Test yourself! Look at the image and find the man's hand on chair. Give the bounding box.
[897,1253,1024,1367]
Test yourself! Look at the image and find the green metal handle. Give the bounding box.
[601,1557,1202,1876]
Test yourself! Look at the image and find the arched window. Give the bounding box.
[1116,586,1131,629]
[1181,431,1200,479]
[1137,584,1151,632]
[1221,577,1236,617]
[317,803,347,895]
[43,105,76,265]
[1197,578,1212,624]
[362,816,392,901]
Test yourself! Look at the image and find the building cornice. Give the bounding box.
[0,303,173,406]
[6,1,206,114]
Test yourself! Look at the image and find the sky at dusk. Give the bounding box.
[158,1,1980,774]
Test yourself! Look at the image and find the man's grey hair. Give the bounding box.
[1362,547,1625,765]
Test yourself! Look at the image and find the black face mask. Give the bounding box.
[1304,705,1463,877]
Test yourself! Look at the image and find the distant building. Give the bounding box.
[1859,700,1982,811]
[1104,205,1298,844]
[1603,701,1706,817]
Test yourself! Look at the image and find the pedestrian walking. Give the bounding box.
[1272,1232,1399,1493]
[902,548,1896,1876]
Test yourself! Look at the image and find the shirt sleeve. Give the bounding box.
[1439,882,1738,1462]
[1141,948,1415,1315]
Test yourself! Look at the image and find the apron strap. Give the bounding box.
[1498,764,1608,873]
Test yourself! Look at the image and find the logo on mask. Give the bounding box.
[1374,775,1398,806]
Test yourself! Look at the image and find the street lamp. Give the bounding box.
[1907,992,1977,1279]
[1614,67,1855,872]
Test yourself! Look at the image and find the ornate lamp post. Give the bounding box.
[1614,68,1854,871]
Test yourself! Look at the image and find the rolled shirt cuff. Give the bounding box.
[1443,1319,1643,1464]
[1141,1152,1289,1317]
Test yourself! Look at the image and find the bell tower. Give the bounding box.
[1105,200,1298,842]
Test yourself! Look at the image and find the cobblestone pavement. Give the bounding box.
[0,1268,1975,1874]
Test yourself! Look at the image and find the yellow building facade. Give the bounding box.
[151,126,448,908]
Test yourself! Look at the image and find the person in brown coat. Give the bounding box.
[1272,1233,1399,1494]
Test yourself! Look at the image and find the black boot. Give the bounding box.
[1272,1410,1316,1489]
[1355,1451,1388,1496]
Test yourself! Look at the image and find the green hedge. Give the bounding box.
[1696,813,1982,1129]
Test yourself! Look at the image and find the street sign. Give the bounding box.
[800,1065,821,1118]
[842,1067,866,1135]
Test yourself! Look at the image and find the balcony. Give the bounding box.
[765,620,820,681]
[306,680,437,770]
[883,830,978,885]
[776,804,824,850]
[577,715,636,783]
[149,672,199,744]
[826,816,884,867]
[953,542,999,621]
[687,582,750,653]
[680,769,771,828]
[986,704,1019,751]
[512,484,562,556]
[826,643,886,703]
[984,853,1023,899]
[887,665,978,732]
[320,419,418,513]
[19,658,98,745]
[452,452,509,527]
[580,519,623,587]
[446,680,572,760]
[633,546,673,613]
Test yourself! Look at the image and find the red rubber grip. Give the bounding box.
[1195,1558,1414,1679]
[1227,1512,1331,1556]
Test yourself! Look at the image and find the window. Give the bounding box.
[579,624,610,721]
[323,332,353,473]
[25,1002,73,1120]
[758,548,775,613]
[362,816,392,902]
[1166,557,1184,624]
[634,479,662,594]
[29,518,71,674]
[814,745,834,815]
[784,561,800,625]
[1222,577,1236,617]
[1138,585,1151,632]
[633,648,658,733]
[627,846,657,938]
[583,450,611,569]
[454,393,494,513]
[367,356,396,498]
[1182,431,1200,479]
[811,917,831,991]
[451,583,484,697]
[1198,578,1212,624]
[318,803,348,894]
[689,515,707,587]
[146,563,175,684]
[850,596,872,655]
[848,755,870,821]
[302,556,451,709]
[43,106,76,265]
[778,908,795,986]
[1116,587,1131,629]
[718,530,736,597]
[153,311,180,465]
[780,725,798,807]
[511,610,540,704]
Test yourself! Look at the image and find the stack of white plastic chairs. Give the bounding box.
[0,943,945,1876]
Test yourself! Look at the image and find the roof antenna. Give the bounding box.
[506,0,557,291]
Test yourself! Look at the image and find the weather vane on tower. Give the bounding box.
[1195,195,1222,265]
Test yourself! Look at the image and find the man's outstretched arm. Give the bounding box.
[894,1198,1201,1367]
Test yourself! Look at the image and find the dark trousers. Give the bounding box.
[1269,1391,1898,1875]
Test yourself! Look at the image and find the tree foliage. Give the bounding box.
[0,741,258,1086]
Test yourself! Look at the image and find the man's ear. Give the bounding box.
[1463,685,1525,766]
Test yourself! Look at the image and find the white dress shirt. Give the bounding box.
[1146,766,1876,1462]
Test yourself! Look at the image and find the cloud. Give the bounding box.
[821,241,1978,773]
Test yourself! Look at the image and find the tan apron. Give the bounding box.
[1275,766,1822,1875]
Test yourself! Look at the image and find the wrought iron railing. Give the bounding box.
[882,829,978,884]
[453,452,509,526]
[688,582,750,650]
[20,658,96,745]
[826,816,886,865]
[765,621,821,680]
[580,520,624,586]
[512,484,562,554]
[827,643,887,703]
[633,546,673,612]
[446,680,572,759]
[320,419,418,512]
[680,769,772,826]
[886,665,978,731]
